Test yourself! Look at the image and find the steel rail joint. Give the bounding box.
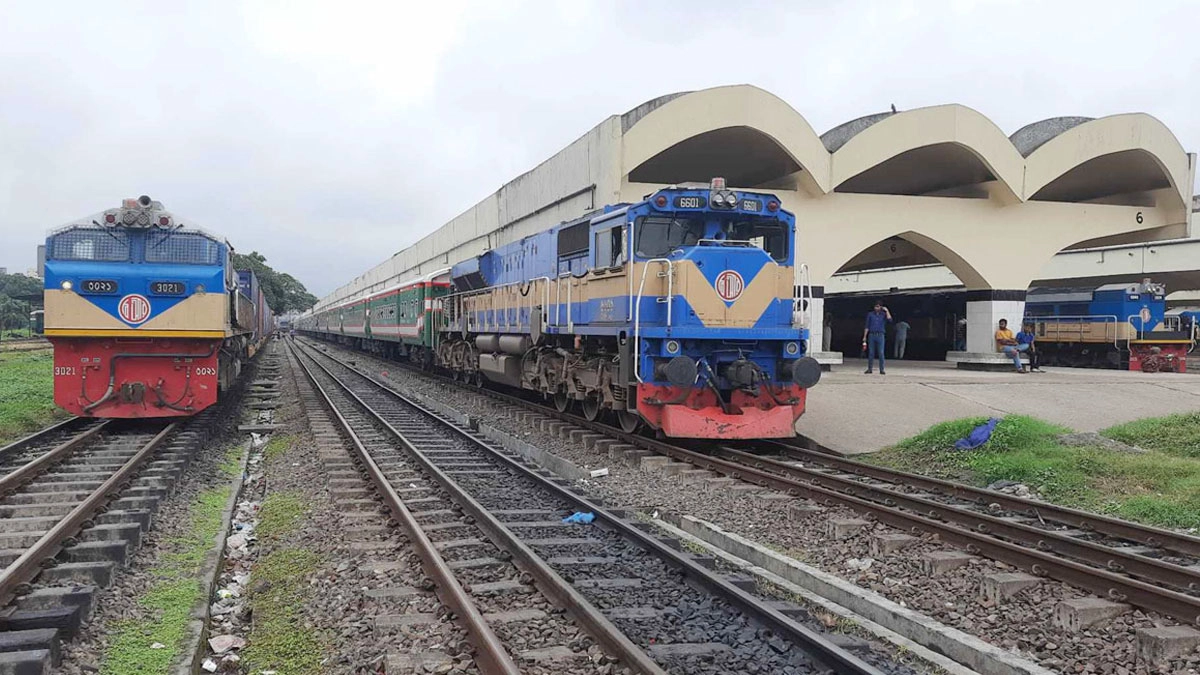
[300,341,884,675]
[289,344,522,675]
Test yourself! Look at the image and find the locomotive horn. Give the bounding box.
[138,195,152,207]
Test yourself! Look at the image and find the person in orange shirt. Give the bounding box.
[995,319,1027,373]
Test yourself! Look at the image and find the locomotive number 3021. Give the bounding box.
[53,366,76,376]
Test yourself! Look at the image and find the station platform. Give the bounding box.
[796,357,1200,455]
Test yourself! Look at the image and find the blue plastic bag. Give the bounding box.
[954,418,1000,450]
[562,511,595,525]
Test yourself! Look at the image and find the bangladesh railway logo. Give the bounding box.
[715,270,744,303]
[118,294,152,325]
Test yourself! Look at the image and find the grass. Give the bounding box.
[242,548,323,675]
[0,349,66,445]
[262,434,296,461]
[257,492,308,540]
[101,484,233,675]
[1103,412,1200,458]
[867,415,1200,530]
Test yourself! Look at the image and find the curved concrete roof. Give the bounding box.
[1009,117,1093,157]
[622,85,1192,209]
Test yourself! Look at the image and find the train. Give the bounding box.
[1024,280,1192,372]
[42,196,274,418]
[298,178,821,439]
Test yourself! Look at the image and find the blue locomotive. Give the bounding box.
[43,196,273,417]
[1025,280,1190,371]
[437,178,820,438]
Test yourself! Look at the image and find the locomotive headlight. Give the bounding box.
[665,339,680,354]
[784,341,799,356]
[61,280,73,291]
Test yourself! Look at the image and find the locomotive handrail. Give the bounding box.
[632,258,674,383]
[797,263,813,331]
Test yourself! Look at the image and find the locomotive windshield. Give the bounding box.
[145,231,221,265]
[50,228,131,262]
[634,216,704,257]
[634,215,789,261]
[728,220,789,262]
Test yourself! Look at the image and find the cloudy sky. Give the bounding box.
[1,0,1196,297]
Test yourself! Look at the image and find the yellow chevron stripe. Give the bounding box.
[44,329,228,338]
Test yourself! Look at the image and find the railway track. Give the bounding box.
[0,399,235,671]
[289,338,896,675]
[296,337,1200,629]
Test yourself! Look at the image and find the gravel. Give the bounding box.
[303,341,928,675]
[309,339,1200,675]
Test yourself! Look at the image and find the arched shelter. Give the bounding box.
[314,85,1196,364]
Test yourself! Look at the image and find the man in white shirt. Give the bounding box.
[894,319,911,359]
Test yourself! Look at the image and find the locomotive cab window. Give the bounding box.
[634,217,704,258]
[594,226,626,268]
[50,228,131,262]
[729,220,789,262]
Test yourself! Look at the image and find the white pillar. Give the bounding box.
[803,293,843,365]
[964,294,1026,354]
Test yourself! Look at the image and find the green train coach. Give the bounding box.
[302,270,450,366]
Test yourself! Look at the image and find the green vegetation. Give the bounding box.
[231,252,317,313]
[263,434,296,462]
[257,492,308,540]
[1103,412,1200,458]
[242,548,323,675]
[101,484,232,674]
[0,349,66,445]
[867,415,1200,530]
[0,272,41,332]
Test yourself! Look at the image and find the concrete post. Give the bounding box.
[946,290,1027,369]
[801,292,843,367]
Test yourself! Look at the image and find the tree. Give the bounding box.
[0,273,41,332]
[230,252,317,313]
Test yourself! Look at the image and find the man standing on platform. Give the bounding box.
[894,318,911,359]
[862,300,892,374]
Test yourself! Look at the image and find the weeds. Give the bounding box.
[242,548,323,675]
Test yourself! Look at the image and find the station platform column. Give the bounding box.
[802,292,843,369]
[946,290,1027,370]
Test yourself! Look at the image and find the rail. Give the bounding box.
[291,343,522,675]
[633,258,674,383]
[0,421,111,496]
[0,422,177,608]
[293,339,883,675]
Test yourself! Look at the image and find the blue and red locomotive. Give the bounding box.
[43,196,273,418]
[300,179,820,439]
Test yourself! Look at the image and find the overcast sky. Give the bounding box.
[2,0,1197,297]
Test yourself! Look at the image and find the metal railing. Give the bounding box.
[1026,314,1122,349]
[633,258,674,383]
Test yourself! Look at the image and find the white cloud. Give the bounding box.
[1,0,1196,295]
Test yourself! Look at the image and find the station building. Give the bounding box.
[314,85,1196,366]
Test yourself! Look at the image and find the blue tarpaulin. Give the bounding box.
[954,418,1001,450]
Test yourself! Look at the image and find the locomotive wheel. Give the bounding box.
[581,396,601,421]
[553,392,570,413]
[617,410,642,434]
[472,372,485,388]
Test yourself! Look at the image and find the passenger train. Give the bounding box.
[298,179,821,439]
[43,196,274,418]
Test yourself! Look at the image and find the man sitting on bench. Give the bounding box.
[995,319,1028,373]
